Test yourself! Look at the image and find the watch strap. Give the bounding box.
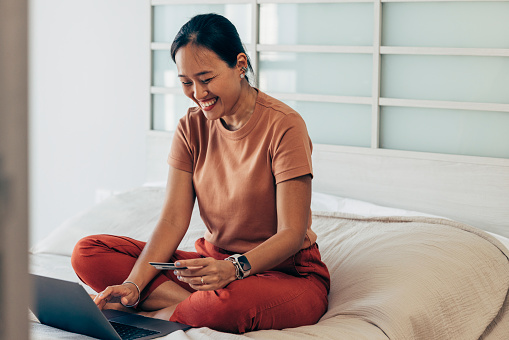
[225,256,243,279]
[225,254,251,279]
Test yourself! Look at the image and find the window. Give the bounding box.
[150,0,509,159]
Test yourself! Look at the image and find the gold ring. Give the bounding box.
[201,276,204,284]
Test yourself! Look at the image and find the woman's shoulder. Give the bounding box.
[257,90,296,116]
[256,90,306,128]
[183,106,203,120]
[178,106,208,128]
[173,106,211,145]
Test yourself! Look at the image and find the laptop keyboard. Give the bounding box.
[110,321,160,340]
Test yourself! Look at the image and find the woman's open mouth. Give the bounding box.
[200,97,217,111]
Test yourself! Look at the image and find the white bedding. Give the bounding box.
[30,187,509,339]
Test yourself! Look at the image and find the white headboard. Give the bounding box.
[147,130,509,238]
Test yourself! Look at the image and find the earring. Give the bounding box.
[240,66,248,79]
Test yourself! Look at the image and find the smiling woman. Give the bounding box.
[171,14,257,131]
[71,13,330,334]
[174,44,257,131]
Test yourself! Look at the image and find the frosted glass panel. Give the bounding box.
[286,101,371,147]
[381,55,509,104]
[259,52,372,96]
[380,106,509,158]
[152,94,194,131]
[260,3,373,46]
[383,2,509,48]
[153,50,178,87]
[153,5,251,44]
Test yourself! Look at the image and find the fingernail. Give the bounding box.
[173,270,178,275]
[177,276,182,280]
[175,262,181,266]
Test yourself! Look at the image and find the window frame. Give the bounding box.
[149,0,509,161]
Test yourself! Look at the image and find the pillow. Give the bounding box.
[312,192,509,249]
[32,187,509,256]
[311,191,442,218]
[31,188,441,257]
[31,187,205,256]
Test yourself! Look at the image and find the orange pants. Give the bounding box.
[71,235,330,333]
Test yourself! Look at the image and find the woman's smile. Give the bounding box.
[175,44,257,130]
[199,97,218,111]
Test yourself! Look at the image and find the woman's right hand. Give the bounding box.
[93,282,140,310]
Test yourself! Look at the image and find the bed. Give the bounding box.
[30,131,509,340]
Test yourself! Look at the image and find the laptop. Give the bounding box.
[30,274,191,340]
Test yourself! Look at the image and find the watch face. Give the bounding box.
[238,255,251,271]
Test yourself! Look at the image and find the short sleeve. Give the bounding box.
[272,114,313,184]
[167,114,194,173]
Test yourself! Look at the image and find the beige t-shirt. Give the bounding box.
[168,90,316,253]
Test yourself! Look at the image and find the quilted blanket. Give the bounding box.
[307,212,509,340]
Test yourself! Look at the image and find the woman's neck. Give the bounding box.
[221,84,258,131]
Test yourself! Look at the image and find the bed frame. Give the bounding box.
[146,130,509,238]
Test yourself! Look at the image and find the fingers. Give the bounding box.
[177,273,214,290]
[93,284,133,310]
[174,257,236,291]
[94,291,110,310]
[175,257,211,269]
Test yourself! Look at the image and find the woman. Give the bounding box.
[71,13,330,334]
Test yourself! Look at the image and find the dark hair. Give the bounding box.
[170,13,254,83]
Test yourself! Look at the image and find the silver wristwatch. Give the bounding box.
[225,254,251,279]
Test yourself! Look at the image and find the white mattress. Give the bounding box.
[30,188,509,339]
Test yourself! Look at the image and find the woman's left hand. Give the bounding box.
[173,257,237,291]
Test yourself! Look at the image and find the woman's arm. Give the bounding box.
[244,174,311,274]
[94,166,195,309]
[125,167,195,287]
[174,174,311,289]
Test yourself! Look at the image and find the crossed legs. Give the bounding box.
[71,234,330,333]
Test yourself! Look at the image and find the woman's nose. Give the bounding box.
[193,83,208,100]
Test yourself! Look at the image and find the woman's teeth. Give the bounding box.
[201,98,217,108]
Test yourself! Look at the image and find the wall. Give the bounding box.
[29,0,150,246]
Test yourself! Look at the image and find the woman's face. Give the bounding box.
[175,44,245,122]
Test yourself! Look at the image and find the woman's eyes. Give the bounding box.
[181,77,214,86]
